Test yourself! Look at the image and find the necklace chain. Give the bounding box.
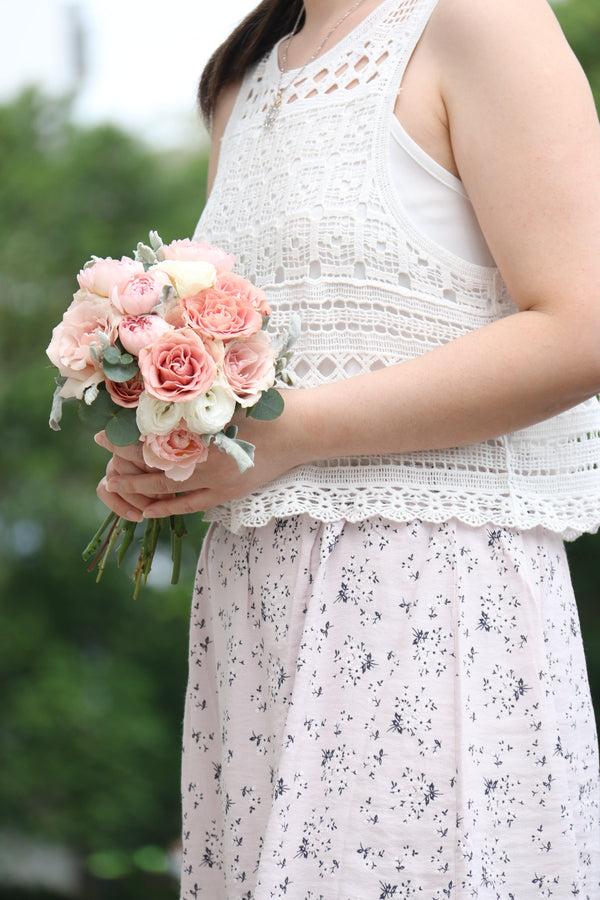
[264,0,368,130]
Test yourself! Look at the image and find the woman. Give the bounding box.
[98,0,600,896]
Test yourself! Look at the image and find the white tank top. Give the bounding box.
[390,117,495,267]
[196,0,600,539]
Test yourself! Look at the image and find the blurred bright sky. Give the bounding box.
[0,0,256,148]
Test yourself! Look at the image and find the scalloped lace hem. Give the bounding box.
[202,484,600,542]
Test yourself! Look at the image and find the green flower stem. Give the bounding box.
[82,510,118,563]
[117,519,138,566]
[133,518,162,600]
[95,517,125,583]
[170,514,188,585]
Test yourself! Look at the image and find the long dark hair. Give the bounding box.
[198,0,304,124]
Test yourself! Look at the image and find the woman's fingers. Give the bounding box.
[143,489,212,518]
[97,476,144,522]
[94,430,146,466]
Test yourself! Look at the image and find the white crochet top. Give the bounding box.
[194,0,600,539]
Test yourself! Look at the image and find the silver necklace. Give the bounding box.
[264,0,368,130]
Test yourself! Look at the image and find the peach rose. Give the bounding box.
[77,256,144,297]
[46,296,117,399]
[118,314,172,356]
[181,289,263,341]
[162,238,235,271]
[222,331,275,407]
[216,271,272,316]
[142,425,209,481]
[137,328,217,402]
[105,375,144,408]
[111,269,172,316]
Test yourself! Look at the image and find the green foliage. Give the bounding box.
[0,88,209,894]
[554,0,600,107]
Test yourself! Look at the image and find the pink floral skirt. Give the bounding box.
[181,515,599,899]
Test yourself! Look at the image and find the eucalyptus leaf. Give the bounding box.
[248,388,285,421]
[78,388,118,430]
[105,407,140,447]
[103,346,122,365]
[103,360,139,383]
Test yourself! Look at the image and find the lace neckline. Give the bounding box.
[271,0,395,76]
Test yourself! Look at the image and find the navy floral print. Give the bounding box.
[181,516,599,899]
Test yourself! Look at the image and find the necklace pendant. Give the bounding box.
[264,90,283,130]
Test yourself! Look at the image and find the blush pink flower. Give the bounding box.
[142,425,209,481]
[105,375,144,408]
[118,314,172,356]
[181,289,263,341]
[137,328,217,402]
[216,271,272,316]
[77,256,144,297]
[111,269,172,316]
[162,238,235,271]
[222,331,276,407]
[46,296,118,399]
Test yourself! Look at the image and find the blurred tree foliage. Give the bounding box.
[1,1,599,897]
[554,0,600,104]
[0,89,209,896]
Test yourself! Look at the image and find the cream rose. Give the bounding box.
[183,382,237,435]
[222,332,276,407]
[142,426,209,481]
[152,260,216,299]
[136,392,184,436]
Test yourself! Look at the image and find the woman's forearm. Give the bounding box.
[288,307,600,464]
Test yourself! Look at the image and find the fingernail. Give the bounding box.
[126,509,142,522]
[106,479,119,491]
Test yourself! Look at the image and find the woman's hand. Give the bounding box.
[95,390,308,519]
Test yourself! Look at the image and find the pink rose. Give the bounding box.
[111,269,172,316]
[77,256,144,297]
[106,375,144,408]
[142,424,209,481]
[46,296,118,399]
[181,289,263,341]
[137,328,217,402]
[118,314,172,356]
[222,331,276,407]
[162,238,235,271]
[215,271,272,316]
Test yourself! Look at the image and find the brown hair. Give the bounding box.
[198,0,304,124]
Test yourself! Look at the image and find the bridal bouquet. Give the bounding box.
[47,232,297,596]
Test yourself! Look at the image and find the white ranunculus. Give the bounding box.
[183,382,237,435]
[151,259,216,299]
[136,392,182,436]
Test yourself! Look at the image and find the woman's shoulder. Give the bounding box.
[427,0,574,63]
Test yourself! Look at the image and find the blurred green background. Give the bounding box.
[1,2,599,898]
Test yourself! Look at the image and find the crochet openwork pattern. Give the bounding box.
[196,0,600,538]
